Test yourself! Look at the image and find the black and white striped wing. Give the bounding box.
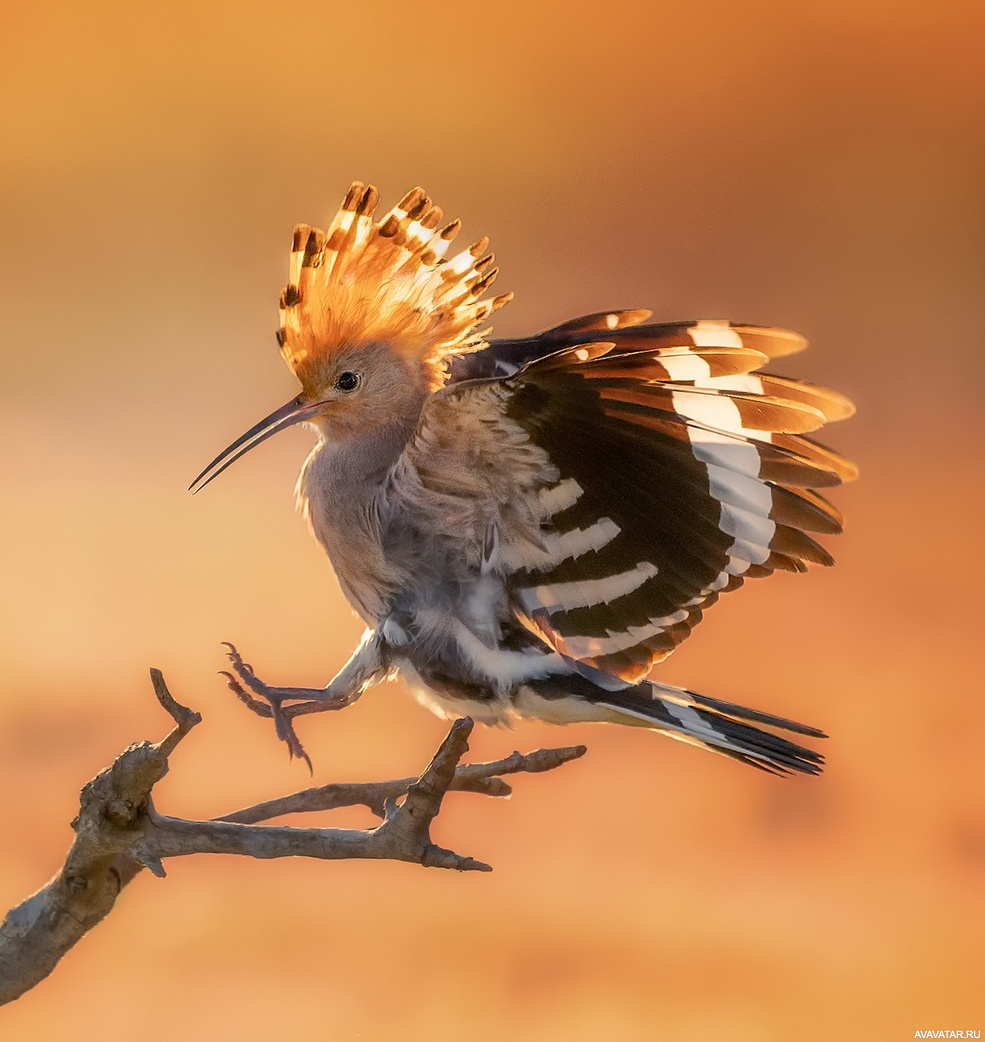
[446,310,810,383]
[485,334,856,684]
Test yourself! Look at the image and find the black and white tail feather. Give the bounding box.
[522,670,825,775]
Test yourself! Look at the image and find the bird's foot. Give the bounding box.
[219,642,356,771]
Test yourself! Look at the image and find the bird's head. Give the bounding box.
[190,182,512,492]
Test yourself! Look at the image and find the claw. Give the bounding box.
[219,646,314,773]
[218,670,271,717]
[222,643,270,697]
[272,709,313,774]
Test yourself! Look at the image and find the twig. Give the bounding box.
[218,744,587,822]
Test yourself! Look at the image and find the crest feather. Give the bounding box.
[277,182,513,382]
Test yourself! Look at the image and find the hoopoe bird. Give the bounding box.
[191,182,857,774]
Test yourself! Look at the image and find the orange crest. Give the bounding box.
[276,183,513,386]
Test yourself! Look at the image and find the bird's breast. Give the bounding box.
[297,443,399,624]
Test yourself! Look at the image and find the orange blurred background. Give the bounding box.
[1,0,983,1038]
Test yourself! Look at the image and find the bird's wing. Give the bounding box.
[400,329,856,685]
[446,311,809,383]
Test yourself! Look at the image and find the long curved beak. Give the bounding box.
[189,396,320,493]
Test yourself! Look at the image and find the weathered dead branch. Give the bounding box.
[0,670,585,1005]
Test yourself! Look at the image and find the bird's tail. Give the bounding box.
[599,679,826,775]
[519,673,825,775]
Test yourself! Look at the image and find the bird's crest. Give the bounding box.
[277,182,513,385]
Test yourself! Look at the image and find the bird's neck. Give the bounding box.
[298,407,425,623]
[323,415,419,484]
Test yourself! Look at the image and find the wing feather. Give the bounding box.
[402,321,854,685]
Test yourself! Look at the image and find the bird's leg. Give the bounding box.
[220,629,389,768]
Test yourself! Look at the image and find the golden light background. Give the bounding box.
[2,0,983,1037]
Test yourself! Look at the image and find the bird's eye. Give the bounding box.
[335,371,360,392]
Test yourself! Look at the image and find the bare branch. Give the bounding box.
[375,718,491,871]
[0,670,200,1004]
[219,743,587,823]
[149,666,202,756]
[0,671,585,1005]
